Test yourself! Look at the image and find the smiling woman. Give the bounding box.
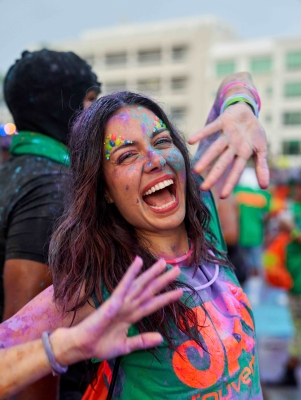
[46,91,263,399]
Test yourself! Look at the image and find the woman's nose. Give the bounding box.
[143,151,166,173]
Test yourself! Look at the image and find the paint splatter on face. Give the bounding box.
[104,134,133,160]
[103,106,187,236]
[152,116,167,133]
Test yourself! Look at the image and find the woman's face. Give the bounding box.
[103,106,187,235]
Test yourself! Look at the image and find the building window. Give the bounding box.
[283,111,301,125]
[216,60,236,77]
[284,82,301,97]
[286,51,301,70]
[171,77,187,93]
[137,78,161,93]
[104,81,127,94]
[170,107,187,124]
[250,57,272,74]
[172,46,188,62]
[105,52,127,68]
[137,49,161,65]
[282,140,301,155]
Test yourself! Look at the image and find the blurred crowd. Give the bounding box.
[218,165,301,391]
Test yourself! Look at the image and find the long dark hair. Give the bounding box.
[49,91,227,350]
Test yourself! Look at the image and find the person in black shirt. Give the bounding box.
[0,49,100,400]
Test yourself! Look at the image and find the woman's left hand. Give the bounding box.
[188,102,269,198]
[52,257,182,365]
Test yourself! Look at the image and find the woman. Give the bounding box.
[53,89,263,399]
[0,257,182,399]
[0,76,267,398]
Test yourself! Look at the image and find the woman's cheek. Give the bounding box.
[166,149,186,173]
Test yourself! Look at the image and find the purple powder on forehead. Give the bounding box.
[110,112,130,123]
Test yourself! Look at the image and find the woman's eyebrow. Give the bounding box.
[110,140,138,156]
[151,128,170,139]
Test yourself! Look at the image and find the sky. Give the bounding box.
[1,0,301,74]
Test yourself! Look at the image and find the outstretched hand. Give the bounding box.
[66,257,182,363]
[189,102,269,198]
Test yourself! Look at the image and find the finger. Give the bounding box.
[135,266,181,305]
[127,258,167,301]
[200,148,235,192]
[124,332,164,354]
[193,134,228,174]
[130,289,183,322]
[188,118,223,145]
[113,256,143,300]
[253,150,270,189]
[219,156,247,199]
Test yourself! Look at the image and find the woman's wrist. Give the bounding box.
[220,94,259,117]
[215,72,260,114]
[45,328,78,370]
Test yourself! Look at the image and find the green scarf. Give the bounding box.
[9,131,70,166]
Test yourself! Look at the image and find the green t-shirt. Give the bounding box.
[286,202,301,294]
[94,186,262,399]
[234,186,271,247]
[195,175,227,253]
[101,262,261,399]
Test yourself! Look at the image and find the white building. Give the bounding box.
[4,15,301,165]
[46,16,236,154]
[209,36,301,166]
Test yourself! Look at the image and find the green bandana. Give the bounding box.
[9,131,70,166]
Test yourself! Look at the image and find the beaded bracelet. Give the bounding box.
[219,81,261,111]
[42,331,68,376]
[220,94,259,117]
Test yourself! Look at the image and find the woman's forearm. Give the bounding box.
[0,339,53,399]
[0,327,77,399]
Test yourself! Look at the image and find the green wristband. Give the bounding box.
[220,94,259,117]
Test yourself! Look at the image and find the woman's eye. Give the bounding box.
[155,137,173,146]
[117,151,136,164]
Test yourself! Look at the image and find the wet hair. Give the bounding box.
[49,91,227,350]
[4,49,101,144]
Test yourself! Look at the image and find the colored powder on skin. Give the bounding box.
[136,199,139,203]
[126,185,129,190]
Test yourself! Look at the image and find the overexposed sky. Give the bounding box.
[1,0,301,73]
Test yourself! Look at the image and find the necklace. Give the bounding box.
[164,240,193,265]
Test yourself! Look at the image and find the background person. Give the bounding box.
[271,175,301,386]
[0,49,100,400]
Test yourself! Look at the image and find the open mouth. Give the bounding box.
[142,178,177,211]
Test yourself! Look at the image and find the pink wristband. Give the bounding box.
[219,81,261,111]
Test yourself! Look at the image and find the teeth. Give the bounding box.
[143,179,174,196]
[149,195,176,210]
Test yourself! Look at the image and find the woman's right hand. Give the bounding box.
[50,257,182,365]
